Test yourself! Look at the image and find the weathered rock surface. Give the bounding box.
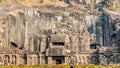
[0,4,118,48]
[0,1,120,64]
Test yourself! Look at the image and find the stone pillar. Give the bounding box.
[1,55,4,65]
[87,56,90,64]
[40,36,46,53]
[40,55,42,64]
[26,55,29,64]
[85,56,87,64]
[30,38,34,51]
[24,20,28,50]
[9,55,12,65]
[16,55,19,65]
[40,54,45,64]
[65,57,68,64]
[27,56,32,65]
[81,56,85,64]
[32,57,36,65]
[48,57,52,64]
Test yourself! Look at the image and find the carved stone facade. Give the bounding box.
[0,2,120,65]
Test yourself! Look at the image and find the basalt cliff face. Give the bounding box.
[0,0,120,65]
[0,4,119,49]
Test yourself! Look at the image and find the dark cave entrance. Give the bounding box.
[52,56,64,64]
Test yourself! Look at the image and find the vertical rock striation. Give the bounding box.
[0,3,120,64]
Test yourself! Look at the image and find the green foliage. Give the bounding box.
[0,0,2,3]
[39,0,44,3]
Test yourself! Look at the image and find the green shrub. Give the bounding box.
[39,0,44,3]
[0,0,2,3]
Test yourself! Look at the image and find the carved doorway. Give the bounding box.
[52,56,65,64]
[23,53,27,64]
[4,55,10,65]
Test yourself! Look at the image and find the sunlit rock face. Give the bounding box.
[0,4,118,52]
[0,3,120,65]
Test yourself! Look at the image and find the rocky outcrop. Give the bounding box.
[0,4,119,50]
[0,3,120,64]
